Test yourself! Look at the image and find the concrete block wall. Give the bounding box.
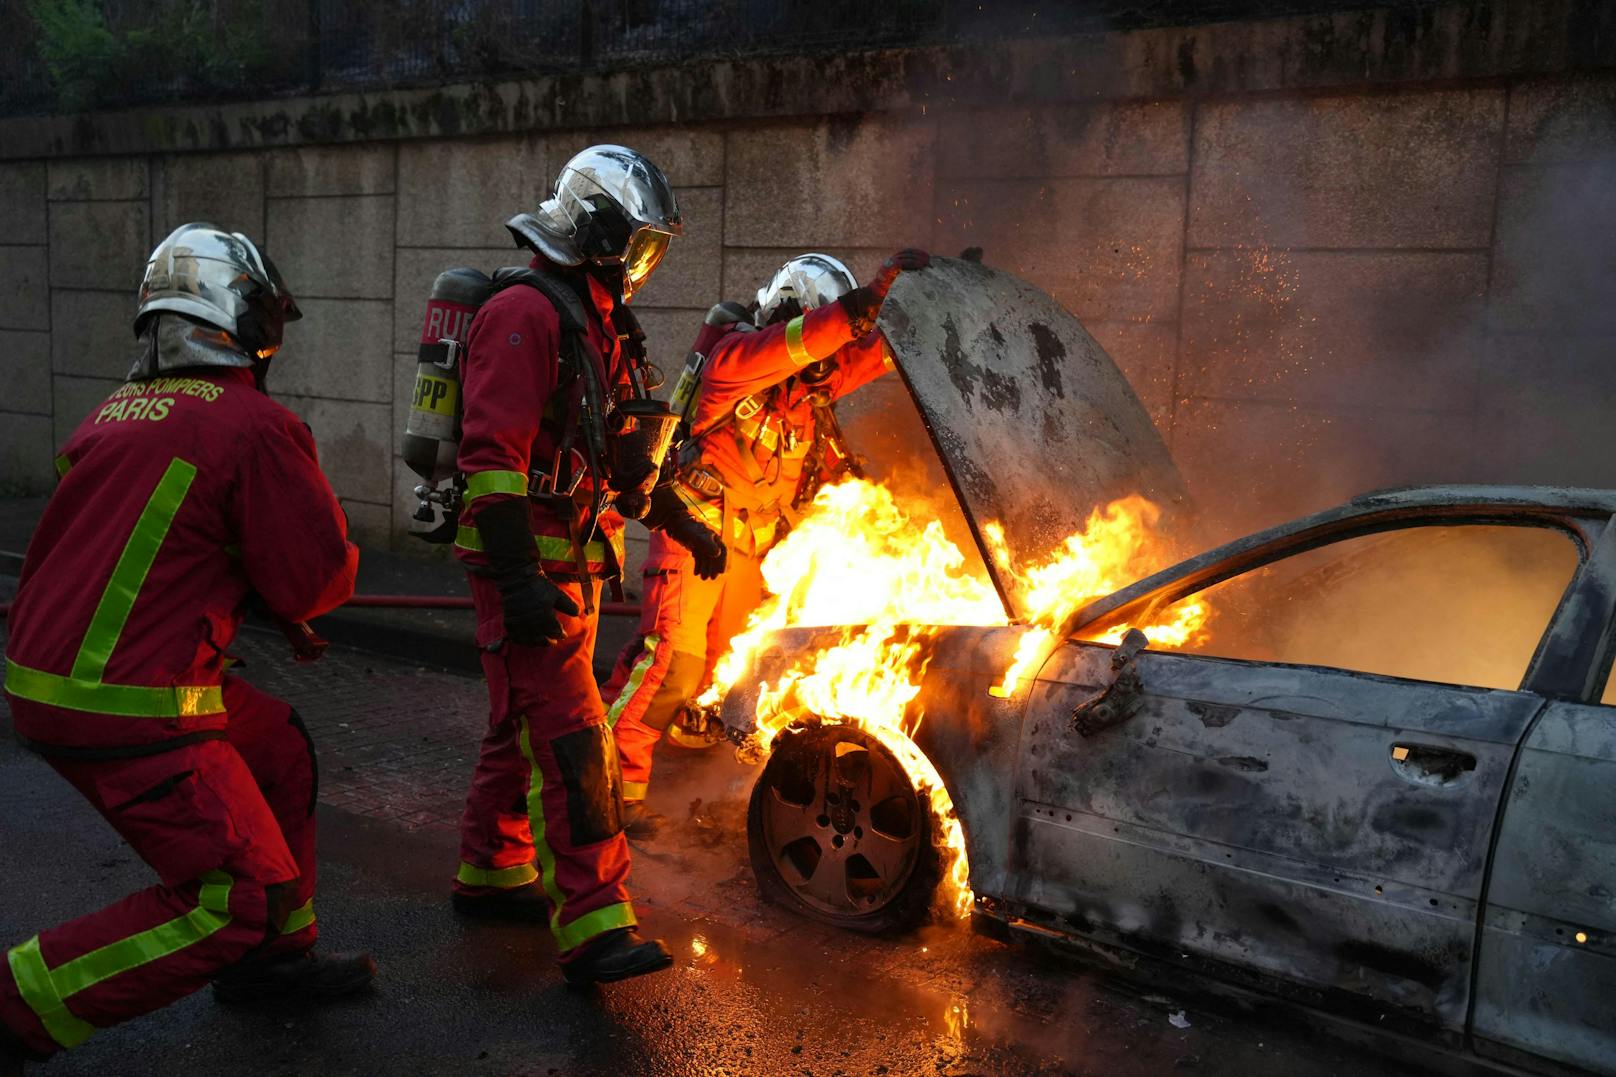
[2,71,1614,553]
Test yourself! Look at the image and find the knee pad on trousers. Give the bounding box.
[549,724,624,845]
[642,650,707,733]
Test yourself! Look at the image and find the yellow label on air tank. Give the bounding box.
[412,373,458,417]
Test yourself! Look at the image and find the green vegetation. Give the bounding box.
[27,0,282,112]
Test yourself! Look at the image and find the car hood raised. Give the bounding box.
[877,257,1188,622]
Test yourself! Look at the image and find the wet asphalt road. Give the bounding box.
[0,599,1424,1076]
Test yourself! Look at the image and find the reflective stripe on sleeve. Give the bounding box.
[5,871,234,1050]
[464,470,528,503]
[53,455,71,479]
[784,315,811,366]
[3,659,225,718]
[455,862,539,890]
[453,526,608,566]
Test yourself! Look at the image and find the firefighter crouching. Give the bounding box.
[602,249,931,832]
[449,145,706,985]
[0,224,372,1073]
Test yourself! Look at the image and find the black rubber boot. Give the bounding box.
[622,801,667,841]
[451,882,550,923]
[561,928,673,986]
[213,949,376,1005]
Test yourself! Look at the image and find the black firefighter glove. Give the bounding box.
[643,484,728,580]
[838,249,931,337]
[477,497,579,646]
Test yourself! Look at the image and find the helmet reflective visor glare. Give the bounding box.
[621,227,672,303]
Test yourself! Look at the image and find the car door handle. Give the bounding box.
[1072,629,1149,737]
[1390,743,1477,787]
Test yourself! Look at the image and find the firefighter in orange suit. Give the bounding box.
[602,250,930,832]
[0,224,373,1073]
[449,146,709,985]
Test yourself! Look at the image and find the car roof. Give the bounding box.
[1065,484,1616,636]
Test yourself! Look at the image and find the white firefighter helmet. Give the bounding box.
[134,222,302,362]
[754,253,856,327]
[506,144,683,302]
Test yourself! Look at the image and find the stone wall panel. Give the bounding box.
[0,246,50,331]
[266,144,395,197]
[1490,162,1616,334]
[397,135,546,248]
[1179,250,1489,411]
[278,394,392,505]
[49,201,150,290]
[937,100,1189,179]
[0,414,55,494]
[156,152,267,237]
[0,330,52,415]
[936,176,1184,323]
[0,163,48,245]
[274,298,393,402]
[51,374,121,447]
[1505,75,1616,166]
[1188,89,1505,249]
[1475,332,1616,489]
[548,127,725,188]
[1085,321,1179,433]
[51,290,135,380]
[391,246,518,351]
[631,187,723,311]
[266,195,395,299]
[47,158,148,201]
[725,118,934,248]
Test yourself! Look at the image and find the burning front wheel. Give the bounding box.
[747,723,941,934]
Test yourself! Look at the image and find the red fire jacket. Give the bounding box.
[677,301,891,550]
[454,256,629,580]
[4,367,357,753]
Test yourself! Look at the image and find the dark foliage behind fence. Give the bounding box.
[3,0,1450,118]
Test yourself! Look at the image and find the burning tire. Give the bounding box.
[746,722,941,934]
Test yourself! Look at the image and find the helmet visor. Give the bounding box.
[621,227,671,303]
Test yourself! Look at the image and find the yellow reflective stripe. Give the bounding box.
[454,525,608,564]
[4,659,225,718]
[784,315,811,366]
[71,458,197,683]
[4,871,232,1050]
[6,938,95,1049]
[52,872,233,999]
[622,781,649,802]
[556,901,636,952]
[606,633,661,729]
[517,715,570,945]
[464,470,528,503]
[53,454,71,478]
[279,898,315,936]
[455,862,539,889]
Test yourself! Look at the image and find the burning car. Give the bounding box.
[709,259,1616,1075]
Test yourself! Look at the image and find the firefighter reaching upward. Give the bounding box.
[602,249,930,833]
[0,224,372,1073]
[449,145,707,985]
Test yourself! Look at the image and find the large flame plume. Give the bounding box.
[704,480,1208,919]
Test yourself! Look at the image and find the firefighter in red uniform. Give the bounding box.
[448,146,706,985]
[0,224,373,1074]
[602,250,929,831]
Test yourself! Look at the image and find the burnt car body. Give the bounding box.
[720,260,1616,1075]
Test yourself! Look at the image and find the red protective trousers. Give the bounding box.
[602,532,764,799]
[0,678,317,1058]
[454,575,636,955]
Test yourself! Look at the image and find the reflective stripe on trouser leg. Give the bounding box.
[605,632,664,729]
[517,716,636,951]
[3,872,234,1051]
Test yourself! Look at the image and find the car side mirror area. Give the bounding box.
[1071,628,1150,737]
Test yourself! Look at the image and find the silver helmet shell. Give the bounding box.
[134,222,302,359]
[506,144,683,302]
[754,253,857,327]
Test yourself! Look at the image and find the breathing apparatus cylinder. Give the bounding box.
[404,267,492,484]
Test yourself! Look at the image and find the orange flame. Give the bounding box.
[703,481,1208,920]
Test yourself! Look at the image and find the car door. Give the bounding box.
[1007,519,1585,1035]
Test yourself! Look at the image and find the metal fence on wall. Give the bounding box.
[2,0,1450,118]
